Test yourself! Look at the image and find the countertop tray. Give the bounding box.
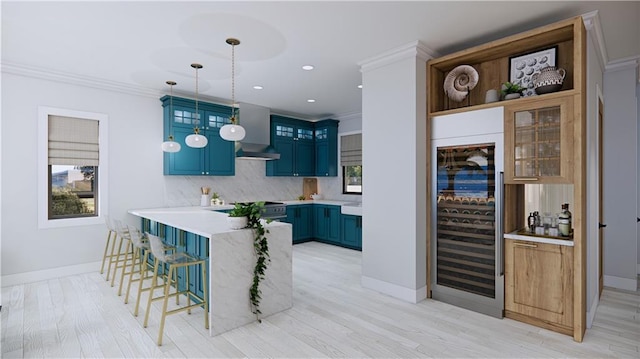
[516,228,573,241]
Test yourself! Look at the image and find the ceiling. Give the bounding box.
[2,1,639,120]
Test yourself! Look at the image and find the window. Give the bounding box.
[343,165,362,194]
[38,107,108,228]
[341,133,362,194]
[49,165,97,218]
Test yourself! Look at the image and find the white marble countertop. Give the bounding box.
[504,230,574,246]
[280,199,352,206]
[128,206,289,238]
[281,199,362,216]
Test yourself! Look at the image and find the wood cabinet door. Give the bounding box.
[505,239,573,331]
[504,95,574,184]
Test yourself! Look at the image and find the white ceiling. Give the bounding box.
[2,1,639,120]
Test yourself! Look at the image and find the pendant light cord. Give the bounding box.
[231,41,236,124]
[168,81,175,140]
[195,65,199,133]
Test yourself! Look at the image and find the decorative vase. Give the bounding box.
[485,89,499,103]
[227,216,248,230]
[532,66,565,95]
[504,93,521,100]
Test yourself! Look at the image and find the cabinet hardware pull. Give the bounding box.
[514,242,537,248]
[512,177,539,181]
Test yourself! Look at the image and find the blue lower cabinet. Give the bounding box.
[285,204,314,243]
[341,214,362,250]
[314,205,341,245]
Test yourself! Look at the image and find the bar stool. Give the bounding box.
[112,219,136,294]
[125,225,175,317]
[100,215,117,280]
[143,233,209,346]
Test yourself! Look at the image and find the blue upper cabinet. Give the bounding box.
[314,119,339,177]
[267,115,315,177]
[161,96,235,176]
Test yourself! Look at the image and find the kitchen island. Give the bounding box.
[127,207,293,336]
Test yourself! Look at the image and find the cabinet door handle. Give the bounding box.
[512,177,539,181]
[514,242,537,248]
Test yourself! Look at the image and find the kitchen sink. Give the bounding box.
[341,202,362,215]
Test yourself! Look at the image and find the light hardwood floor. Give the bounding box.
[2,241,639,358]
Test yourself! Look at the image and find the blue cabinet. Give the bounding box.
[341,214,362,250]
[266,115,315,177]
[314,205,341,244]
[140,218,209,302]
[314,120,339,177]
[284,204,314,243]
[161,96,235,176]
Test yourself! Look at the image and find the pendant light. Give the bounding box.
[185,63,208,148]
[161,81,182,153]
[220,38,246,142]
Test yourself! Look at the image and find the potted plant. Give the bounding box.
[227,202,251,229]
[501,81,525,100]
[209,192,221,206]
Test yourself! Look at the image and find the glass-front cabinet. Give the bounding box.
[504,95,574,184]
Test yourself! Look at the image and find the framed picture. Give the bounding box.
[509,46,557,97]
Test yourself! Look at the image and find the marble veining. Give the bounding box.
[163,159,361,206]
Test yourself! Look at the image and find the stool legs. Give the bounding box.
[143,259,208,346]
[100,227,116,275]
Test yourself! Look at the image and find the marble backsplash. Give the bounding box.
[163,159,362,206]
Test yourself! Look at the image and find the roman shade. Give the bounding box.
[340,133,361,166]
[48,115,99,166]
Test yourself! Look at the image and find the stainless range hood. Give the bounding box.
[234,103,280,160]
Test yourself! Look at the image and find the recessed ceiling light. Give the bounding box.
[307,99,316,103]
[357,84,363,89]
[253,85,263,90]
[302,65,314,71]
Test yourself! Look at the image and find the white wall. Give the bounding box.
[360,42,429,302]
[602,63,639,291]
[0,72,355,285]
[1,73,165,280]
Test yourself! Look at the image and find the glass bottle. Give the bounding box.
[558,203,572,237]
[527,212,536,233]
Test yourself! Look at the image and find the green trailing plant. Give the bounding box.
[229,202,272,321]
[500,81,525,97]
[228,202,252,217]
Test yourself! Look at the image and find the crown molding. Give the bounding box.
[605,56,640,74]
[359,40,438,73]
[582,10,608,71]
[1,61,162,98]
[332,111,362,122]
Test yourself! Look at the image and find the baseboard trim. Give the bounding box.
[603,275,637,292]
[586,293,599,329]
[361,275,427,303]
[1,261,101,287]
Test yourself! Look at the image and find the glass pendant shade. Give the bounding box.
[185,132,208,148]
[162,137,181,152]
[220,122,246,141]
[186,63,207,148]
